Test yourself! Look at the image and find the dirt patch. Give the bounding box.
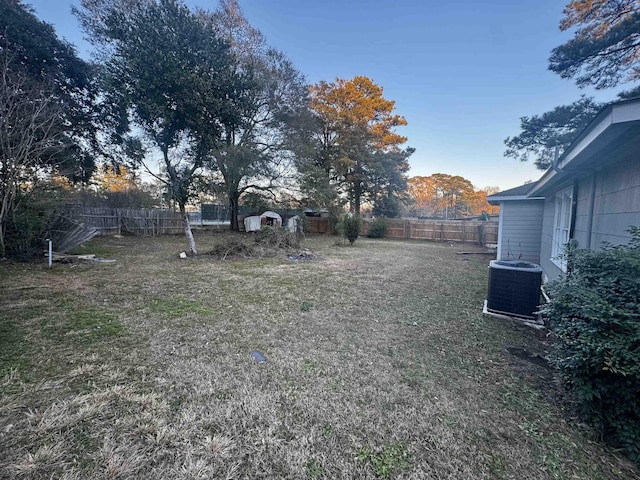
[507,346,550,370]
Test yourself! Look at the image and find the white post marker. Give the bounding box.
[47,239,52,268]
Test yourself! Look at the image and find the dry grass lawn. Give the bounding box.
[1,232,639,479]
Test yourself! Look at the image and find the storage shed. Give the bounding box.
[243,211,283,232]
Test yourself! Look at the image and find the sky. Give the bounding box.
[25,0,619,191]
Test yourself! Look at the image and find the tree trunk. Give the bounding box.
[351,181,362,215]
[354,195,361,215]
[229,191,240,231]
[178,202,198,256]
[0,221,5,258]
[0,195,8,258]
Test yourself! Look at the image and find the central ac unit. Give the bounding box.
[487,260,542,319]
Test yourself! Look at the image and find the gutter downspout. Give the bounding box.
[585,171,597,250]
[496,203,504,260]
[552,145,562,173]
[570,181,578,240]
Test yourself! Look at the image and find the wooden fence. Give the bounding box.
[307,216,332,234]
[71,207,185,235]
[361,219,498,245]
[70,207,498,245]
[306,217,497,245]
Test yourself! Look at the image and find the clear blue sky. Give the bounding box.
[26,0,618,190]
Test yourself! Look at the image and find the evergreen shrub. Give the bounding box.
[542,228,640,463]
[367,217,389,238]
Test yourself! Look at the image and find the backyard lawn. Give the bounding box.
[0,233,638,479]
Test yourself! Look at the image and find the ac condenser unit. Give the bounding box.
[487,260,542,319]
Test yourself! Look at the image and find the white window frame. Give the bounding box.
[551,186,573,271]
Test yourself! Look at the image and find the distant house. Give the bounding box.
[489,97,640,282]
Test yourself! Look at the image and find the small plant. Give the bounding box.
[321,423,333,436]
[338,213,361,245]
[302,360,316,373]
[305,459,323,479]
[367,216,389,239]
[542,227,640,464]
[300,301,313,312]
[356,443,411,479]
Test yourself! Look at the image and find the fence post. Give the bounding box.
[478,223,485,246]
[462,222,466,243]
[440,222,444,242]
[405,220,410,239]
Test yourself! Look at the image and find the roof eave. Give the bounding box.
[487,195,545,205]
[528,98,640,197]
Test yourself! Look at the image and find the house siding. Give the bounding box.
[590,152,640,248]
[497,201,543,264]
[496,99,640,284]
[539,152,640,282]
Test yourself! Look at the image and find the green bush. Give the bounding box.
[367,217,389,238]
[338,214,361,245]
[542,227,640,463]
[3,185,67,260]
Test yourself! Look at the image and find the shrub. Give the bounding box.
[339,214,361,245]
[367,217,389,238]
[3,184,68,260]
[542,227,640,464]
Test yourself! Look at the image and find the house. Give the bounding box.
[489,97,640,282]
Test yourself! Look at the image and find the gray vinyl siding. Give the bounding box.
[539,152,640,282]
[590,153,640,248]
[539,196,564,282]
[498,201,544,264]
[567,153,640,251]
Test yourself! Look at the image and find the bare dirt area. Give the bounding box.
[1,232,638,479]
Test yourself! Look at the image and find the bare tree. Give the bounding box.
[0,56,66,256]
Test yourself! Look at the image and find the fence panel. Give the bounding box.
[361,219,498,245]
[307,217,331,234]
[72,206,185,236]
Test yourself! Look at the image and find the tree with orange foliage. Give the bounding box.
[89,165,157,208]
[96,166,137,193]
[307,76,412,214]
[429,174,474,219]
[465,187,501,216]
[408,174,499,218]
[408,176,437,216]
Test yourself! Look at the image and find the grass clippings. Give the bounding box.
[0,232,639,479]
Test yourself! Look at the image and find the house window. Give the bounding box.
[551,186,573,270]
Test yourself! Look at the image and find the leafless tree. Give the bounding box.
[0,55,66,256]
